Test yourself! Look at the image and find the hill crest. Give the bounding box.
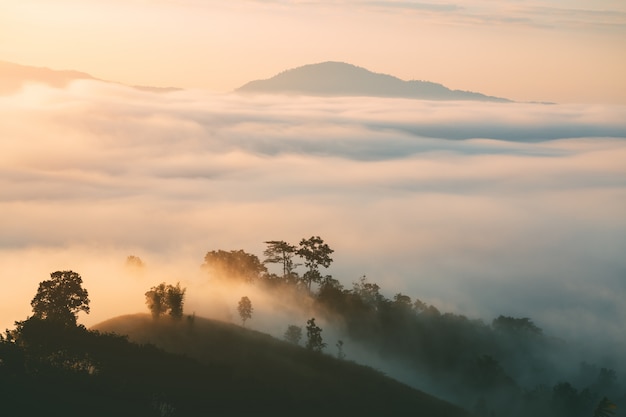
[92,313,472,417]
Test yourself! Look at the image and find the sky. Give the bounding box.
[1,0,626,103]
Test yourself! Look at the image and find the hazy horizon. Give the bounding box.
[2,0,625,104]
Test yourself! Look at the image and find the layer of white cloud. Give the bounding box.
[1,81,625,363]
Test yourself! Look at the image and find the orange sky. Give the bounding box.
[1,0,625,103]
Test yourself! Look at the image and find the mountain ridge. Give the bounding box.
[0,60,180,94]
[237,61,511,102]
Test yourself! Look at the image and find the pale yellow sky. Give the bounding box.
[1,0,626,102]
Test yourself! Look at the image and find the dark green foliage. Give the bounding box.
[296,236,333,290]
[145,282,186,320]
[1,317,211,416]
[263,240,299,281]
[237,296,253,326]
[30,270,90,327]
[552,382,586,417]
[202,249,267,282]
[284,325,302,345]
[145,282,168,319]
[305,318,326,353]
[492,315,543,336]
[166,283,186,320]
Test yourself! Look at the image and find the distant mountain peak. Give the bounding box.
[237,61,511,102]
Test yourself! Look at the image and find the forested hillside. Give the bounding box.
[1,238,623,417]
[0,269,470,417]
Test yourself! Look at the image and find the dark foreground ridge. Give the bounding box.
[237,61,511,102]
[88,313,472,416]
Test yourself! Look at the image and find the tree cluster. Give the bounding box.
[202,236,334,291]
[202,249,267,282]
[145,282,186,320]
[4,268,482,417]
[5,247,624,417]
[195,239,625,417]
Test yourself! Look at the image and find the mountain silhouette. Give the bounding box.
[0,60,179,94]
[0,60,95,94]
[237,61,511,102]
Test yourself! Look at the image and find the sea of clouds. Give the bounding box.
[1,80,625,363]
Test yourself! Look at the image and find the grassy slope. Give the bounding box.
[93,314,472,416]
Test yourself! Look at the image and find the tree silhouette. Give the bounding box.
[30,270,90,327]
[145,283,168,319]
[352,276,383,309]
[237,296,253,326]
[284,325,303,345]
[263,240,299,282]
[202,249,267,282]
[145,283,186,320]
[166,283,186,320]
[296,236,334,290]
[305,318,326,352]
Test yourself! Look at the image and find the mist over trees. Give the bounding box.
[2,268,476,417]
[237,296,253,326]
[145,282,186,320]
[284,325,303,345]
[1,239,624,417]
[125,255,145,269]
[202,249,267,282]
[196,238,624,417]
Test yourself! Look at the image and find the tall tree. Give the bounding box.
[30,270,90,327]
[263,240,298,281]
[296,236,334,290]
[145,283,168,319]
[166,283,186,320]
[237,296,253,326]
[202,249,267,282]
[305,318,326,352]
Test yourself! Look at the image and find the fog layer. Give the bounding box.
[1,81,625,357]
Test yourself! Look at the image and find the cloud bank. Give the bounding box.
[1,81,625,363]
